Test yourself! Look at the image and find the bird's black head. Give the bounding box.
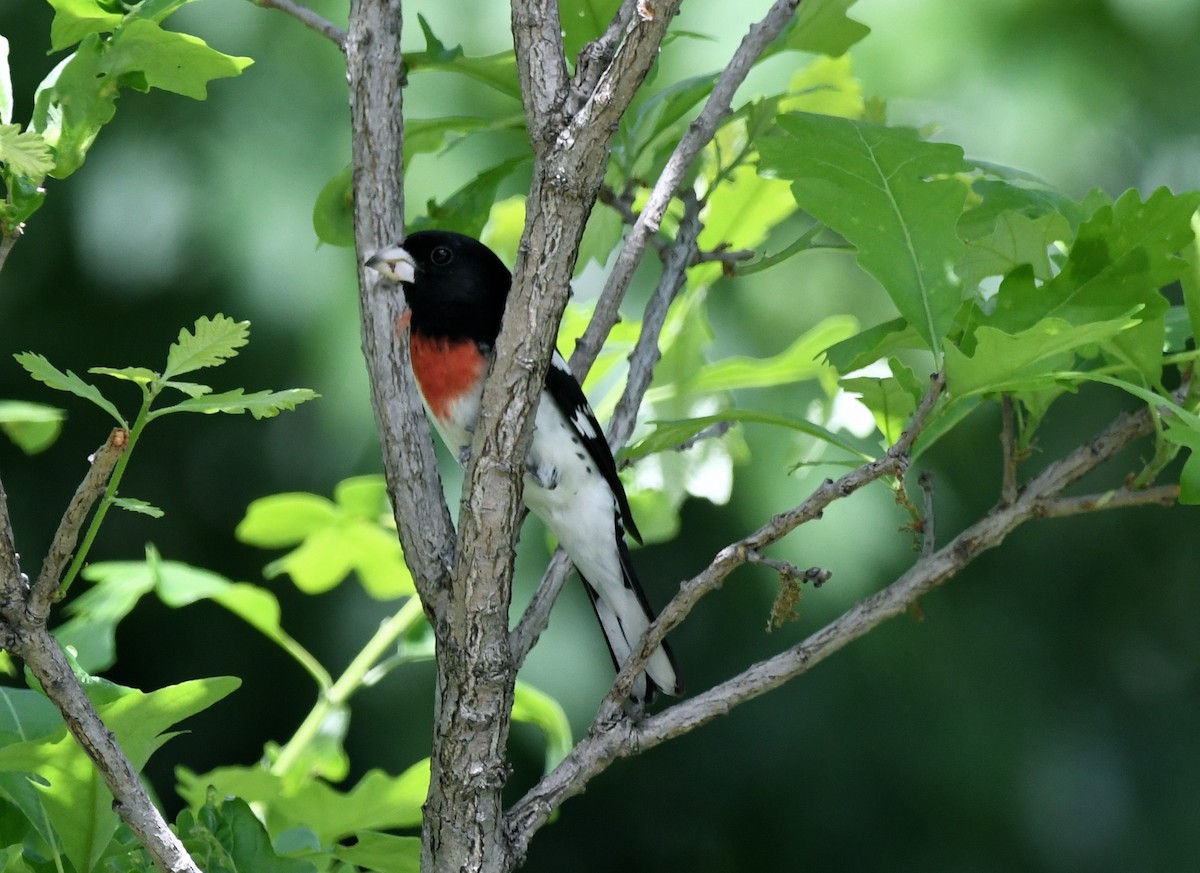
[371,230,512,345]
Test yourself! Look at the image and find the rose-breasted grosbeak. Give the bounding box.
[366,230,680,703]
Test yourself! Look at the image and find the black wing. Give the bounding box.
[543,351,643,544]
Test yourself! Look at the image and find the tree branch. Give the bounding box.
[417,4,684,867]
[347,0,455,618]
[250,0,347,49]
[0,447,198,873]
[571,0,807,374]
[30,429,126,622]
[506,377,1173,852]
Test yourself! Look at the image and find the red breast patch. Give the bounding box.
[409,332,486,419]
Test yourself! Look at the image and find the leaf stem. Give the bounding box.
[58,390,154,597]
[270,595,426,779]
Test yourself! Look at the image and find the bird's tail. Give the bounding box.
[581,538,681,704]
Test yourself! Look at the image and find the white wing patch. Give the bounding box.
[570,407,598,440]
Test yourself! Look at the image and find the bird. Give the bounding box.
[365,230,680,703]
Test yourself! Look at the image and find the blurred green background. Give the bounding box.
[3,0,1200,869]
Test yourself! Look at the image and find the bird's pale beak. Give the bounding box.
[364,245,416,284]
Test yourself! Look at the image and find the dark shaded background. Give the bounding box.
[2,1,1199,870]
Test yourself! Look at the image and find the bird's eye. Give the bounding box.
[430,246,454,267]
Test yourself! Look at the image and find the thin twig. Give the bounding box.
[0,474,23,625]
[0,232,18,275]
[1035,485,1179,517]
[603,371,946,708]
[1000,394,1018,504]
[1,446,197,873]
[505,377,1171,851]
[917,470,935,558]
[30,429,127,621]
[251,0,347,49]
[570,0,809,375]
[511,192,704,664]
[606,191,703,443]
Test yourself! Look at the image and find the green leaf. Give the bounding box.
[1180,212,1200,351]
[839,371,918,445]
[656,315,857,397]
[237,494,340,548]
[88,365,159,385]
[163,314,249,378]
[1162,427,1200,505]
[0,400,65,454]
[958,209,1071,287]
[0,125,54,178]
[623,408,871,463]
[0,677,238,873]
[152,387,318,420]
[559,0,621,61]
[160,379,212,397]
[822,317,923,374]
[958,177,1082,243]
[334,475,391,520]
[945,311,1141,397]
[177,761,429,844]
[33,22,250,178]
[240,484,411,600]
[406,16,520,101]
[312,163,354,247]
[100,19,251,99]
[180,795,316,873]
[14,352,126,426]
[772,0,870,58]
[696,163,797,269]
[410,157,531,239]
[759,113,969,363]
[333,833,421,873]
[46,0,123,52]
[111,497,164,518]
[262,525,349,593]
[511,682,572,772]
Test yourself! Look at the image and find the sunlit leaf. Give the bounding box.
[163,314,249,378]
[237,494,340,548]
[333,832,421,873]
[111,497,164,518]
[0,400,65,454]
[0,677,238,873]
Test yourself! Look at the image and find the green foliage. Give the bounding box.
[237,476,415,599]
[6,0,1200,868]
[0,675,238,873]
[0,400,65,454]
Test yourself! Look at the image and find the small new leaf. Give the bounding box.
[0,124,54,178]
[14,352,126,427]
[163,314,249,379]
[111,497,165,518]
[89,365,159,385]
